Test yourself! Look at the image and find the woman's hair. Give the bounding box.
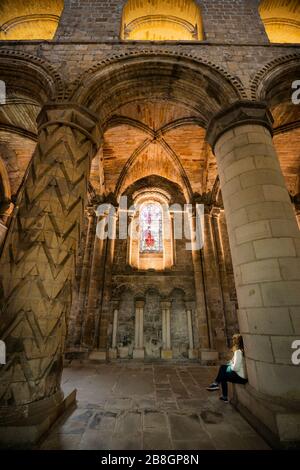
[231,333,244,354]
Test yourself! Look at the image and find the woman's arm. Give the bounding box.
[231,350,242,372]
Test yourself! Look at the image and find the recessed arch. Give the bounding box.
[0,49,64,104]
[121,0,203,41]
[259,0,300,43]
[0,0,64,40]
[251,54,300,128]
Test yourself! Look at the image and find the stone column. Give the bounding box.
[109,306,118,360]
[67,206,96,349]
[96,211,117,356]
[207,101,300,444]
[189,211,218,362]
[84,211,108,358]
[133,299,145,359]
[0,104,100,445]
[161,300,172,359]
[185,301,198,359]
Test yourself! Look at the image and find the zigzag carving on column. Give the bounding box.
[0,104,101,409]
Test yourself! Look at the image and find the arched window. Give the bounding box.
[0,0,64,40]
[128,189,174,271]
[259,0,300,43]
[140,203,163,253]
[121,0,203,41]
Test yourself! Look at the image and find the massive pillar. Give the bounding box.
[207,101,300,446]
[0,104,100,445]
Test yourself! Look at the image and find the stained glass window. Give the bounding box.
[140,203,163,253]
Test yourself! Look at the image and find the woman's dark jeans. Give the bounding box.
[215,365,248,397]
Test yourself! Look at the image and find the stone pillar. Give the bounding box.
[202,208,227,354]
[161,300,173,359]
[189,211,218,362]
[84,211,107,358]
[96,211,117,355]
[67,206,96,349]
[185,301,198,359]
[0,104,100,445]
[109,307,118,360]
[207,101,300,446]
[133,299,145,359]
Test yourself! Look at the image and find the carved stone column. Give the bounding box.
[207,101,300,445]
[0,104,100,445]
[161,300,172,359]
[133,299,145,359]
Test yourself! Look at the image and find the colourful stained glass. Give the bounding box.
[140,203,163,253]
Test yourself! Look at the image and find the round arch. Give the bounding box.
[70,51,245,128]
[120,0,203,41]
[259,0,300,43]
[251,54,300,127]
[0,0,64,40]
[0,49,64,104]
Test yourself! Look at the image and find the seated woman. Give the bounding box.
[207,333,248,403]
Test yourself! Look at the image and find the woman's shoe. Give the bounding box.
[206,382,220,391]
[219,396,229,403]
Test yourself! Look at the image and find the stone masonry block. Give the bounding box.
[253,238,296,259]
[241,259,281,284]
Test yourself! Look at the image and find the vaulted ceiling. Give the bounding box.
[100,100,216,201]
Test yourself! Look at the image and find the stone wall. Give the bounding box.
[55,0,267,43]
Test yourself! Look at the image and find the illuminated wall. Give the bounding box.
[121,0,203,41]
[259,0,300,43]
[0,0,64,40]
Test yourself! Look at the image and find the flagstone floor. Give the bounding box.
[38,362,270,450]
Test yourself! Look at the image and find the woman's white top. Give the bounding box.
[229,349,247,379]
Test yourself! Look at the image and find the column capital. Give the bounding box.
[185,300,195,311]
[135,299,145,308]
[160,300,172,309]
[206,100,274,152]
[37,103,102,146]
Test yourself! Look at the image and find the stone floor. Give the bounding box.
[38,362,270,450]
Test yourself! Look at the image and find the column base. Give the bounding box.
[0,388,76,449]
[133,348,145,359]
[232,384,300,449]
[199,349,219,363]
[188,348,199,360]
[89,349,107,361]
[108,348,118,359]
[118,346,129,358]
[161,349,173,360]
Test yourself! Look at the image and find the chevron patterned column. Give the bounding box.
[0,104,101,415]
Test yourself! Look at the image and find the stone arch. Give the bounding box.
[0,49,65,103]
[0,0,64,40]
[251,53,300,103]
[259,0,300,43]
[251,54,300,128]
[70,50,246,128]
[120,0,203,41]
